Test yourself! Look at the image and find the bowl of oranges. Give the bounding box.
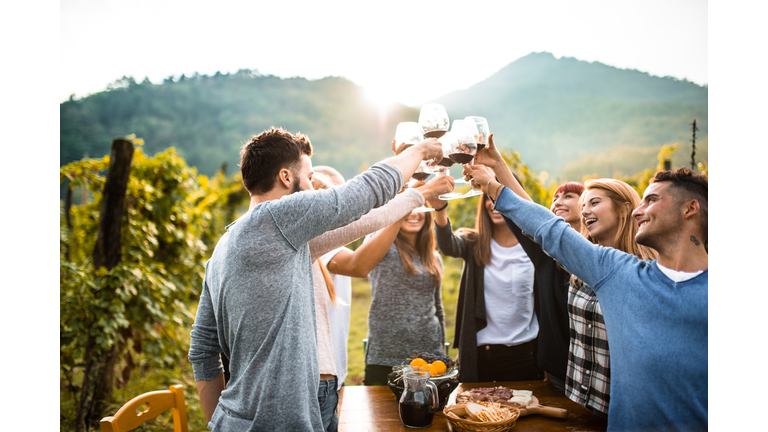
[387,352,459,410]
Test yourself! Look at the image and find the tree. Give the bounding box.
[60,136,249,430]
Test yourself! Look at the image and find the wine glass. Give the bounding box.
[451,122,484,198]
[464,116,490,151]
[418,104,449,139]
[448,121,477,185]
[460,117,490,198]
[394,122,424,152]
[425,132,462,200]
[410,161,435,213]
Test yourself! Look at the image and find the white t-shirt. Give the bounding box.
[322,246,352,390]
[657,263,704,282]
[477,239,539,346]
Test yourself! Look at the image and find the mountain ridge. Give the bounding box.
[60,52,707,183]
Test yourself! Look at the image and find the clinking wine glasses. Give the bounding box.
[418,103,450,139]
[425,132,462,200]
[451,121,484,198]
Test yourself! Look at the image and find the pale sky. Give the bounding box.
[60,0,708,107]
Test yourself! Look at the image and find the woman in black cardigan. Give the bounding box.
[467,134,584,391]
[502,181,583,392]
[429,190,540,383]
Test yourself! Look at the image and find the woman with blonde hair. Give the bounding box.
[465,145,657,421]
[562,178,657,420]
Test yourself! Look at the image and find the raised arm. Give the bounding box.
[503,216,549,265]
[270,139,444,248]
[329,218,404,278]
[309,176,454,261]
[467,133,533,202]
[462,179,634,289]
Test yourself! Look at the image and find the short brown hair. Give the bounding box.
[239,127,313,195]
[651,168,708,239]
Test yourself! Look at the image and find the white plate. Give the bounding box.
[429,368,459,381]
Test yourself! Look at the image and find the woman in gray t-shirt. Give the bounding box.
[359,209,446,385]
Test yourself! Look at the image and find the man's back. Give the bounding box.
[204,204,322,430]
[189,162,404,431]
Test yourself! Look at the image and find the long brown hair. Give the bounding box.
[571,178,658,287]
[394,211,443,287]
[455,194,494,267]
[312,172,338,304]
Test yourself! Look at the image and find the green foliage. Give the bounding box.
[60,140,248,430]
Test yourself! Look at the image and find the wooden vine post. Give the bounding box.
[75,138,134,432]
[690,119,698,170]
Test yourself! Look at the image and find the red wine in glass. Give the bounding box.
[438,157,455,167]
[448,153,474,164]
[424,130,446,139]
[411,172,430,181]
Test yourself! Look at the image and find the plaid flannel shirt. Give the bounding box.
[565,281,610,416]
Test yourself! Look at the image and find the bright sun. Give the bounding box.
[362,86,398,111]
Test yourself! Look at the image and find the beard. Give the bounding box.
[290,176,302,194]
[635,213,684,253]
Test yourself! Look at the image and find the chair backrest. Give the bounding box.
[100,384,188,432]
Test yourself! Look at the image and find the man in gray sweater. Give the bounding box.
[188,127,443,431]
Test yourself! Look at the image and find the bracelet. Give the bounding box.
[487,179,502,202]
[433,202,448,212]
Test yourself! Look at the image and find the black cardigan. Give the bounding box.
[503,215,571,382]
[434,218,539,383]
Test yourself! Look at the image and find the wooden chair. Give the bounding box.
[100,384,188,432]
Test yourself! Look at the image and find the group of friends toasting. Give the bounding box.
[188,124,708,432]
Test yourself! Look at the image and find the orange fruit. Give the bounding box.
[431,361,447,375]
[410,358,428,368]
[422,363,437,376]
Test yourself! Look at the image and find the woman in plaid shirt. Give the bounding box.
[565,179,657,420]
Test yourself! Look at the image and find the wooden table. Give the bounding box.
[338,380,607,431]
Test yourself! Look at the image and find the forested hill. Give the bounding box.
[432,52,707,178]
[60,71,419,181]
[60,52,707,182]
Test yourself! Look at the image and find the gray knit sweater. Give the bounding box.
[365,241,446,367]
[188,162,402,431]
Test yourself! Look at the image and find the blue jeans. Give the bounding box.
[318,377,339,432]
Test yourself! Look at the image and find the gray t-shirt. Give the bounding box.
[366,242,446,367]
[188,162,402,431]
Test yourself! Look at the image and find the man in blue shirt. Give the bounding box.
[465,153,707,432]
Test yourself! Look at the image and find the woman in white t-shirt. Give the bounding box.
[428,191,539,383]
